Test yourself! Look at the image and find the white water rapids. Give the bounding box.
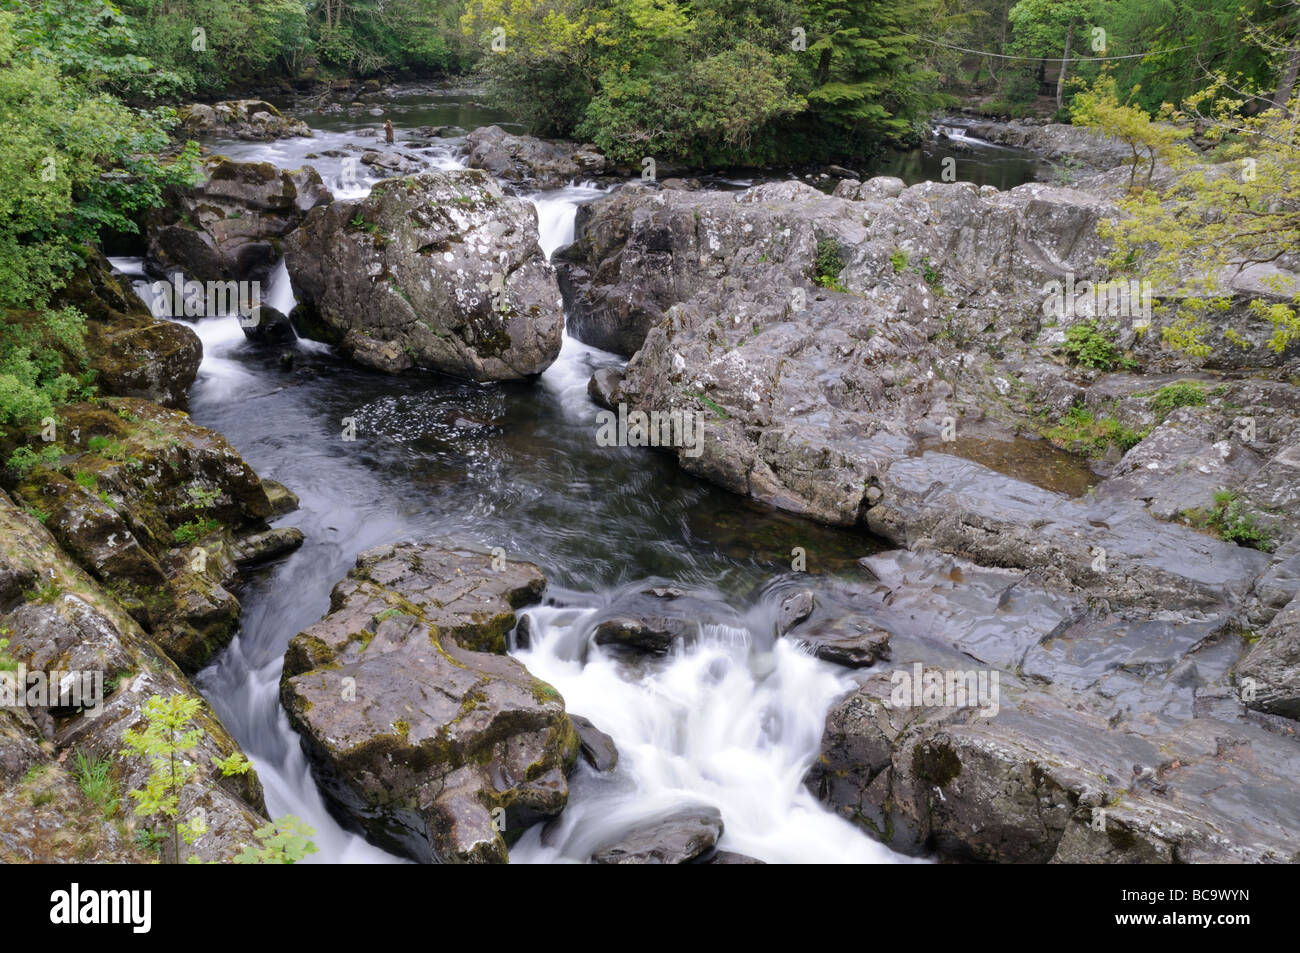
[140,112,902,864]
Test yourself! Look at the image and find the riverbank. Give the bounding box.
[5,87,1298,865]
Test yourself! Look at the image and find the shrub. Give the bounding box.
[814,239,847,291]
[1062,321,1127,370]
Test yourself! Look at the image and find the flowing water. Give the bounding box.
[121,90,1038,863]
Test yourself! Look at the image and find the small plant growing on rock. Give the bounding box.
[1145,380,1207,420]
[120,694,207,865]
[87,435,129,460]
[1044,405,1145,457]
[1061,321,1129,370]
[121,693,317,864]
[889,248,909,273]
[6,444,62,477]
[23,580,62,604]
[172,519,219,544]
[72,751,119,818]
[1199,490,1275,552]
[813,239,847,291]
[234,816,319,864]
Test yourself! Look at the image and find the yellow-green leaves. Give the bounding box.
[1088,74,1300,356]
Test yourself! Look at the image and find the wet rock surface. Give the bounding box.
[588,585,746,655]
[7,398,296,672]
[571,715,619,773]
[147,156,332,283]
[465,126,606,190]
[280,543,579,863]
[285,169,564,380]
[1237,595,1300,719]
[802,548,1300,862]
[0,490,268,862]
[589,806,724,864]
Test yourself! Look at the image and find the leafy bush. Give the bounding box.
[814,239,847,291]
[6,443,62,476]
[1205,490,1274,551]
[1045,405,1146,457]
[1062,321,1125,370]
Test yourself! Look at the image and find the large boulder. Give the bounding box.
[554,180,869,356]
[811,670,1300,863]
[179,100,312,141]
[465,126,606,190]
[284,169,564,380]
[50,250,201,409]
[281,543,579,863]
[964,120,1136,170]
[803,548,1300,863]
[8,398,299,672]
[1236,594,1300,719]
[0,490,268,863]
[147,156,332,284]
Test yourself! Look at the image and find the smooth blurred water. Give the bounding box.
[128,90,1009,863]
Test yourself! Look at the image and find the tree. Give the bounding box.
[121,693,318,864]
[1098,78,1300,355]
[1009,0,1097,109]
[1071,75,1192,192]
[0,5,199,441]
[802,0,944,138]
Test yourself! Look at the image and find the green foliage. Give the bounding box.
[119,694,205,865]
[0,308,87,440]
[72,751,119,817]
[1093,14,1300,358]
[1045,405,1145,457]
[6,442,62,476]
[185,484,221,510]
[234,816,320,864]
[122,693,317,865]
[172,519,220,544]
[814,238,847,290]
[464,0,943,165]
[87,434,130,461]
[212,752,252,776]
[1186,490,1276,551]
[0,4,202,440]
[1061,321,1126,370]
[1071,76,1191,193]
[23,580,62,604]
[890,248,909,273]
[1146,380,1207,419]
[134,826,168,854]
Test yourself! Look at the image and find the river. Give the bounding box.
[117,89,1037,863]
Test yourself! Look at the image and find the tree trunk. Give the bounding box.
[1057,24,1075,111]
[1274,47,1300,112]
